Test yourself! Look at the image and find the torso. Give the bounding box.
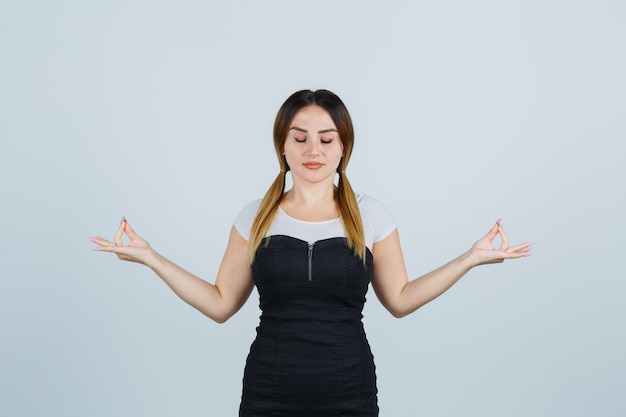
[235,193,396,416]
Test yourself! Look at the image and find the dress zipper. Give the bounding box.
[307,242,314,281]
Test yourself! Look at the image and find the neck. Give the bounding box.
[285,179,337,206]
[282,182,339,222]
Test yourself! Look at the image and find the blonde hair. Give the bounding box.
[247,90,366,263]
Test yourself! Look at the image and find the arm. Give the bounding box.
[370,221,532,318]
[90,218,254,323]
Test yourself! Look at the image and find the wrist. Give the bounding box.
[459,248,480,269]
[142,247,161,268]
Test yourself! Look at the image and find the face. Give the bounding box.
[283,105,344,186]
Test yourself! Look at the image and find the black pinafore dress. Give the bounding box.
[239,235,378,417]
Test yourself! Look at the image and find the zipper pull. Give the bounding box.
[308,243,314,281]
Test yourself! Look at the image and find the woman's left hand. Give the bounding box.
[469,220,533,266]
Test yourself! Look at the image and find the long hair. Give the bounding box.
[247,89,366,262]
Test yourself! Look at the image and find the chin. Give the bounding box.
[295,172,334,184]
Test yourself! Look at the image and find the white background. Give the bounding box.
[1,1,624,416]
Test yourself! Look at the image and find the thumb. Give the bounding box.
[483,221,499,241]
[123,220,140,240]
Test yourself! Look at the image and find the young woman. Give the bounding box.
[91,89,532,416]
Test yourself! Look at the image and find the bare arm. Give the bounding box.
[371,221,532,318]
[90,219,254,323]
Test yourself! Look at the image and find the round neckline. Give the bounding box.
[278,206,341,224]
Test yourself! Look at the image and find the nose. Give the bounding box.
[307,140,321,156]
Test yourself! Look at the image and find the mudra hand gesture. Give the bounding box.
[470,220,532,266]
[90,218,153,264]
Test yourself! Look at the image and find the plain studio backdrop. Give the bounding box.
[1,1,624,416]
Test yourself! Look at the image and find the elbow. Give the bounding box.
[210,311,234,324]
[391,311,408,319]
[387,306,407,319]
[390,310,409,319]
[198,296,244,323]
[202,307,235,324]
[388,304,422,319]
[212,316,229,324]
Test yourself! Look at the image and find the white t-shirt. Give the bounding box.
[233,194,396,250]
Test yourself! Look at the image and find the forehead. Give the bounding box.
[290,105,336,129]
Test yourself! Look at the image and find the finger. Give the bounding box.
[92,242,135,260]
[123,220,140,241]
[501,252,528,260]
[498,223,509,250]
[94,244,127,254]
[507,242,533,255]
[499,245,533,259]
[90,236,114,247]
[114,217,126,246]
[483,222,499,241]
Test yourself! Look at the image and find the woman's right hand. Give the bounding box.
[90,218,154,264]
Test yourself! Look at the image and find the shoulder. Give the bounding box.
[356,193,397,244]
[233,199,262,241]
[356,193,388,213]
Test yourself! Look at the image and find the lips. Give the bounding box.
[303,162,324,169]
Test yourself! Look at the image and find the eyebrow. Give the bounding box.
[289,127,338,134]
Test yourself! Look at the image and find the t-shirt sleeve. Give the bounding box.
[233,199,262,242]
[357,194,397,244]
